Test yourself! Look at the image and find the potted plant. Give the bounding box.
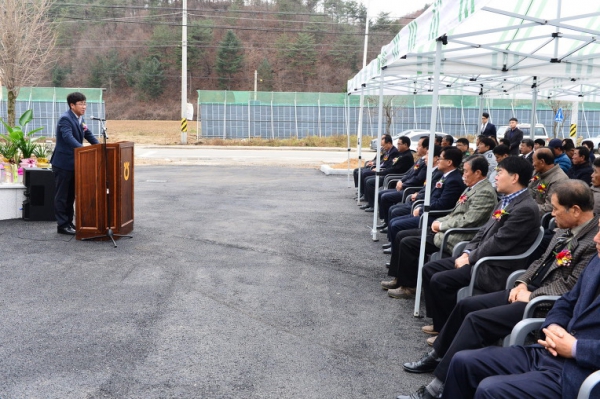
[0,109,45,165]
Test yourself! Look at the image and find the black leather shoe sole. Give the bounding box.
[380,228,388,234]
[376,223,387,229]
[382,243,392,249]
[364,207,374,212]
[383,248,392,254]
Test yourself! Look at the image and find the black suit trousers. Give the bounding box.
[443,346,562,399]
[353,166,371,188]
[52,165,75,228]
[364,175,382,207]
[379,189,405,221]
[388,232,442,288]
[433,290,527,382]
[423,257,473,332]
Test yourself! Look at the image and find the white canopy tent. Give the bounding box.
[347,0,600,316]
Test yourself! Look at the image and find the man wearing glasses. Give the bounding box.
[50,92,99,235]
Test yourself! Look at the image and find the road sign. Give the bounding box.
[555,108,564,123]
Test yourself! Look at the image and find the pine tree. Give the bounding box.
[257,58,274,92]
[136,57,165,99]
[289,33,317,85]
[216,30,244,90]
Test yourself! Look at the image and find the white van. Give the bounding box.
[496,123,549,142]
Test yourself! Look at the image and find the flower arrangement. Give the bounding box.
[530,175,540,183]
[435,178,446,189]
[555,249,572,267]
[82,122,88,132]
[492,209,509,221]
[458,194,468,204]
[414,163,420,170]
[536,181,548,196]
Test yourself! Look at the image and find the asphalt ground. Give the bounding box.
[0,165,433,399]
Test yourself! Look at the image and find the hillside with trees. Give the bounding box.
[44,0,428,119]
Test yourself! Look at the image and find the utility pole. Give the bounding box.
[180,0,188,144]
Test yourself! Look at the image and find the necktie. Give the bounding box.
[481,123,486,133]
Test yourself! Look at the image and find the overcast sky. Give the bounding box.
[359,0,431,19]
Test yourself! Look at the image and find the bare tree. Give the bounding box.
[543,99,572,138]
[0,0,56,126]
[366,95,407,135]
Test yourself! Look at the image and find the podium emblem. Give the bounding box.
[124,162,130,181]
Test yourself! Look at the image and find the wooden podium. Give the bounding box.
[74,141,134,241]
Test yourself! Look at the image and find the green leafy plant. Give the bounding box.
[0,109,45,160]
[31,144,49,159]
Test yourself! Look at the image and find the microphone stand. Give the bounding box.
[82,120,132,248]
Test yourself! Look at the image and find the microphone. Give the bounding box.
[89,116,106,121]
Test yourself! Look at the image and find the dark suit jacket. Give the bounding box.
[378,146,399,170]
[541,255,600,398]
[50,110,99,171]
[416,168,466,213]
[379,149,414,176]
[481,123,497,139]
[504,128,523,156]
[402,157,427,187]
[416,169,443,201]
[566,162,593,185]
[464,191,541,292]
[522,151,534,163]
[518,216,599,299]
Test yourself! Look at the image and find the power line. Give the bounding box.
[55,15,397,37]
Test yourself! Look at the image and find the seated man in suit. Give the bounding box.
[441,227,600,399]
[376,137,429,229]
[421,157,540,339]
[398,180,598,399]
[566,146,593,185]
[384,147,465,251]
[441,135,454,147]
[520,138,534,163]
[361,136,415,212]
[380,145,442,233]
[381,156,498,299]
[479,113,497,141]
[357,134,398,200]
[528,148,569,216]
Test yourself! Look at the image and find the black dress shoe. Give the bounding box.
[383,248,392,254]
[57,225,76,235]
[358,196,366,201]
[380,228,388,234]
[359,204,370,210]
[385,262,390,269]
[403,352,441,374]
[364,207,374,212]
[376,223,387,229]
[397,385,439,399]
[382,243,391,249]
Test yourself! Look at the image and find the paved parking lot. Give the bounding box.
[0,165,432,398]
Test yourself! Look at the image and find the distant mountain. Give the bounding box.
[46,0,426,119]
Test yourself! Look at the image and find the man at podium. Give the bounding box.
[50,92,99,235]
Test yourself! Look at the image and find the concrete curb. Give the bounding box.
[320,165,352,175]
